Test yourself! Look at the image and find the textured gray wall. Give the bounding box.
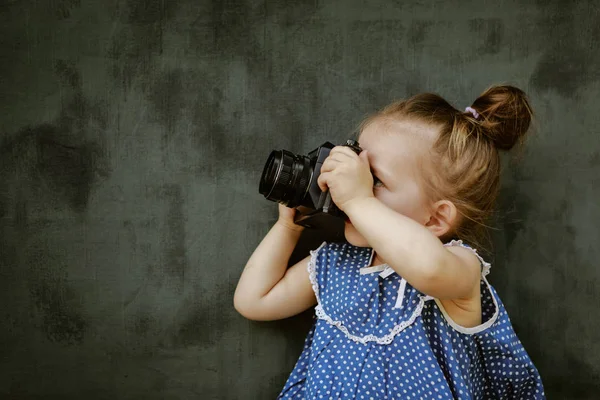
[1,0,599,398]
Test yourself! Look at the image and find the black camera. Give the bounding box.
[259,139,363,229]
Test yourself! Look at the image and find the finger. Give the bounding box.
[330,146,358,159]
[320,157,342,173]
[359,149,369,165]
[317,172,329,192]
[324,151,346,163]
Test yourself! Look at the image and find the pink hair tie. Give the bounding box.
[465,107,480,119]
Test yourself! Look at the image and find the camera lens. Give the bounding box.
[259,149,312,207]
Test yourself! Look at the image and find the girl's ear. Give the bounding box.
[425,200,458,238]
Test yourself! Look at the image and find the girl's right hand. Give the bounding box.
[277,204,304,232]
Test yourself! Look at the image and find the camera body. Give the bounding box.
[259,139,362,230]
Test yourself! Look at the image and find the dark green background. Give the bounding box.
[1,0,599,398]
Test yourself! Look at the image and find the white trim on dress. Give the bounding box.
[307,240,499,344]
[436,240,499,335]
[359,265,388,275]
[307,242,432,346]
[433,275,499,335]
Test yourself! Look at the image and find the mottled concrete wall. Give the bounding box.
[0,0,599,398]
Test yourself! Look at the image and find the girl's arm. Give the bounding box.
[233,221,316,321]
[344,197,481,300]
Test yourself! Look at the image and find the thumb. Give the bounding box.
[359,149,368,162]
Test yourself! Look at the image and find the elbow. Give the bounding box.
[233,292,250,318]
[234,300,254,320]
[233,293,263,321]
[234,307,266,322]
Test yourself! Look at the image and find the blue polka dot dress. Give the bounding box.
[277,240,545,399]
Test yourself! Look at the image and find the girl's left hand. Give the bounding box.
[317,146,375,212]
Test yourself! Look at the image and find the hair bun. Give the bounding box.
[470,85,533,151]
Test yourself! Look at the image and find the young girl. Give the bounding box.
[234,85,545,399]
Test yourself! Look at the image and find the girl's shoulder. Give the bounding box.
[443,239,492,276]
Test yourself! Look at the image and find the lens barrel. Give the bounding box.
[259,150,312,207]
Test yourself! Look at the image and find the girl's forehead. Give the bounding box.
[359,118,437,167]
